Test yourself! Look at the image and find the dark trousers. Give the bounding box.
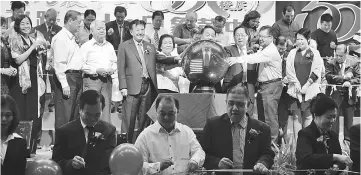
[53,72,83,129]
[47,68,56,108]
[257,80,283,142]
[278,86,292,130]
[122,79,157,143]
[331,90,355,140]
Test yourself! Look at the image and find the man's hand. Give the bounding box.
[342,81,351,87]
[71,156,85,169]
[344,72,353,79]
[156,52,167,61]
[187,160,199,172]
[96,68,108,77]
[160,159,173,171]
[120,89,128,96]
[63,86,70,98]
[107,28,114,36]
[218,157,234,169]
[334,154,353,165]
[294,83,301,94]
[330,42,336,49]
[253,163,268,174]
[9,66,17,76]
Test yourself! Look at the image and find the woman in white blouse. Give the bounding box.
[285,28,324,141]
[1,94,30,175]
[156,34,185,93]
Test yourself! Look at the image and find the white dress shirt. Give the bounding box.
[215,29,231,46]
[145,24,168,47]
[52,28,83,89]
[80,38,117,78]
[79,118,92,143]
[1,133,22,165]
[135,121,205,175]
[236,43,282,82]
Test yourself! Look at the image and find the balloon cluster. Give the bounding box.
[26,159,62,175]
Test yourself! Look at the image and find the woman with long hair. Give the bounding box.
[8,14,47,153]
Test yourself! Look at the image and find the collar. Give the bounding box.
[230,115,248,129]
[282,18,292,26]
[63,27,75,40]
[236,45,247,53]
[153,24,161,30]
[154,121,181,134]
[116,20,125,28]
[91,38,107,46]
[3,133,22,144]
[133,38,143,46]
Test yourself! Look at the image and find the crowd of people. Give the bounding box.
[1,1,360,175]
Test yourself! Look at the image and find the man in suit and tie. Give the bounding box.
[106,6,132,52]
[52,90,116,175]
[325,44,360,141]
[118,19,158,143]
[202,85,275,175]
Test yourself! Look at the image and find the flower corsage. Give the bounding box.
[144,45,152,54]
[248,128,262,144]
[89,132,105,147]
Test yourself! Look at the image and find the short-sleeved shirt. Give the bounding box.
[311,29,338,57]
[173,24,199,46]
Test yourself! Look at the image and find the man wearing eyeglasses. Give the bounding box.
[228,25,283,143]
[134,95,205,174]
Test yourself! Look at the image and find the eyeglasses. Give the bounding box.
[235,34,248,38]
[259,35,272,39]
[158,111,176,117]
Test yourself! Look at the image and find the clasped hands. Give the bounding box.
[71,155,86,169]
[160,158,199,172]
[218,157,269,174]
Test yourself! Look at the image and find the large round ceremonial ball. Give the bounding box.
[26,159,62,175]
[109,143,143,175]
[182,40,229,85]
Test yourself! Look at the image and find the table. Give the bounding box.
[147,93,227,129]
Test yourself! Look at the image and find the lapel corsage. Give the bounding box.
[50,30,57,36]
[88,132,105,147]
[248,128,262,144]
[304,49,314,61]
[144,45,152,54]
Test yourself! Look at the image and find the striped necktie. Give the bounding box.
[154,28,159,48]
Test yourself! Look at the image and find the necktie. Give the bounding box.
[232,123,243,169]
[154,28,159,48]
[239,48,247,83]
[138,43,149,78]
[119,23,123,43]
[86,126,95,143]
[340,63,345,77]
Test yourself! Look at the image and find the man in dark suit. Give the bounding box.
[52,90,116,175]
[202,85,274,175]
[106,6,132,52]
[118,19,158,143]
[325,44,360,141]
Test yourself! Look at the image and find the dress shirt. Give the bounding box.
[80,38,117,78]
[134,39,150,78]
[238,43,282,82]
[230,116,247,169]
[116,21,125,43]
[52,28,83,89]
[80,118,95,143]
[135,121,205,175]
[236,45,248,82]
[145,24,168,47]
[78,22,92,45]
[1,133,22,165]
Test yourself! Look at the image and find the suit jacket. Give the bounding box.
[52,118,116,175]
[1,137,29,175]
[34,23,62,43]
[223,45,244,92]
[296,121,345,175]
[325,58,360,104]
[350,124,360,172]
[117,39,158,95]
[202,114,275,175]
[106,20,132,50]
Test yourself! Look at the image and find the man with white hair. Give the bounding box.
[173,11,200,54]
[80,20,117,123]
